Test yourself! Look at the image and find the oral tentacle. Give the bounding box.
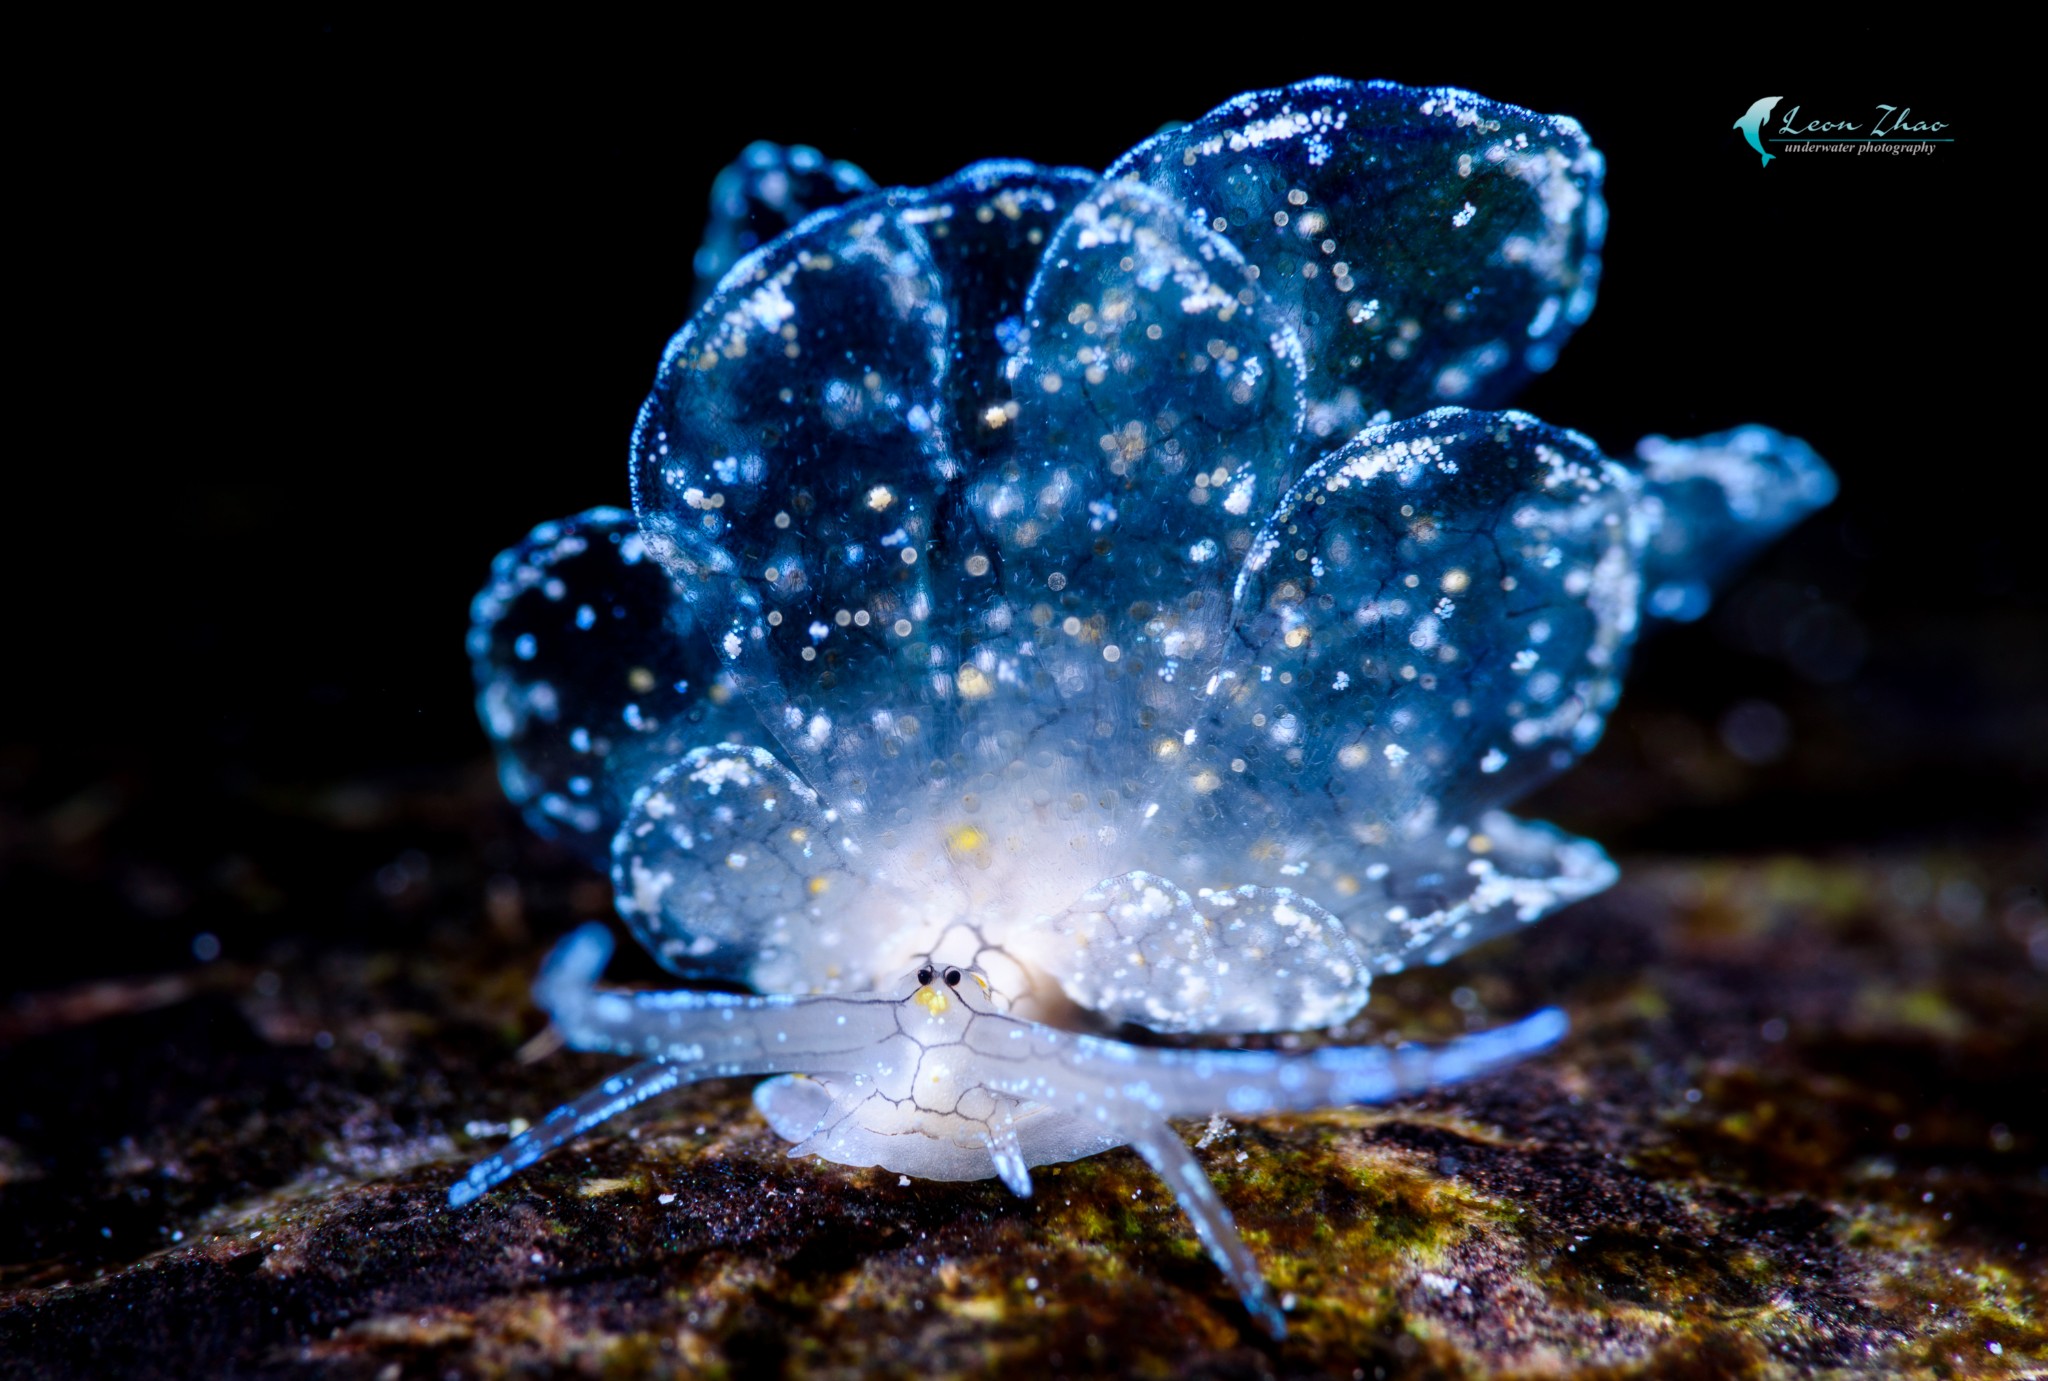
[447,1055,683,1208]
[536,922,906,1074]
[1081,1005,1570,1120]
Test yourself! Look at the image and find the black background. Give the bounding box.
[7,19,2033,991]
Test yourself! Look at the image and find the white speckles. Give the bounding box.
[1451,202,1477,228]
[688,755,759,794]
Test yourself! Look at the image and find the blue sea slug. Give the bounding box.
[455,77,1833,1336]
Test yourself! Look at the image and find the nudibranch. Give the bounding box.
[456,78,1835,1336]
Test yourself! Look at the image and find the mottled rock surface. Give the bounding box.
[1,770,2042,1379]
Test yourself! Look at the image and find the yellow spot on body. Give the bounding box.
[626,666,657,694]
[807,877,829,895]
[915,986,951,1016]
[948,825,989,856]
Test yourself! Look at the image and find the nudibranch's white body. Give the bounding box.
[456,78,1833,1336]
[450,924,1565,1335]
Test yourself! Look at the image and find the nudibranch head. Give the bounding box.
[905,960,991,1017]
[457,75,1836,1336]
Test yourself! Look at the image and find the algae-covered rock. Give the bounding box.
[2,786,2041,1378]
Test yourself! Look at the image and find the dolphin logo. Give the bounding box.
[1734,96,1782,166]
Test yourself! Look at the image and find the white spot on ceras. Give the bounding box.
[689,756,759,794]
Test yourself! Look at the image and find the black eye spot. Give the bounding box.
[917,965,934,986]
[944,967,962,987]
